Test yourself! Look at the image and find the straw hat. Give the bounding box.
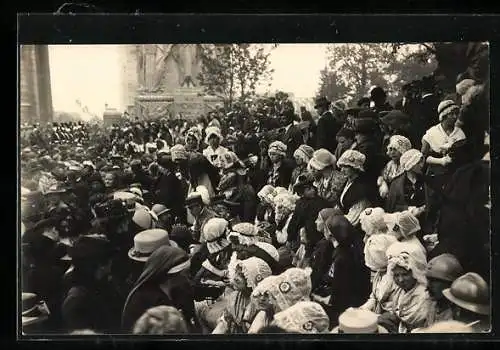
[331,308,388,334]
[128,229,175,262]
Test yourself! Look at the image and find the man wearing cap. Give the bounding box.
[314,96,341,153]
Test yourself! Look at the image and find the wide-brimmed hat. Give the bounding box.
[67,234,112,262]
[314,96,331,108]
[442,272,490,316]
[331,308,389,334]
[151,203,172,217]
[426,254,464,282]
[337,150,365,172]
[22,293,50,327]
[128,229,175,262]
[308,149,336,171]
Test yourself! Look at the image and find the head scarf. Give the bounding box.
[202,218,230,254]
[437,100,460,122]
[391,211,421,239]
[122,246,190,327]
[268,141,287,157]
[257,185,276,204]
[387,242,428,286]
[400,149,423,172]
[204,126,223,144]
[387,135,412,156]
[364,234,398,271]
[252,267,312,312]
[236,257,272,290]
[273,301,330,333]
[273,191,298,222]
[293,144,315,164]
[170,145,188,162]
[186,127,202,145]
[359,207,388,237]
[228,222,258,247]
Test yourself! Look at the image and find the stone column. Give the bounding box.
[19,45,53,124]
[144,45,157,92]
[119,45,138,111]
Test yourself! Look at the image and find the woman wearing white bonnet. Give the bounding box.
[378,135,412,199]
[360,234,398,313]
[385,149,426,217]
[387,211,427,258]
[227,222,259,282]
[378,243,429,333]
[248,267,313,333]
[272,191,298,246]
[359,207,388,243]
[273,301,330,334]
[212,257,272,334]
[203,126,229,169]
[256,185,276,225]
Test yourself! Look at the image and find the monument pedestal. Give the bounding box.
[134,88,222,120]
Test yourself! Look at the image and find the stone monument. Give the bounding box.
[120,44,221,120]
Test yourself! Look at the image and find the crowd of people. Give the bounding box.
[20,74,491,335]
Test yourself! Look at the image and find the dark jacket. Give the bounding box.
[339,175,377,214]
[122,246,195,332]
[62,275,123,333]
[267,159,295,189]
[281,124,304,158]
[316,111,342,153]
[230,184,258,223]
[287,196,330,249]
[310,238,335,291]
[385,173,427,213]
[353,137,384,180]
[154,171,187,222]
[316,216,371,327]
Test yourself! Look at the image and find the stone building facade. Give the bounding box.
[19,45,53,124]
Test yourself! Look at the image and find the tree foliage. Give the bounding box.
[198,44,274,108]
[319,43,437,105]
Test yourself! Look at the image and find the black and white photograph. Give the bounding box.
[19,40,491,336]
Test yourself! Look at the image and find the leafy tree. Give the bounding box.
[198,44,274,108]
[326,43,396,102]
[317,67,351,103]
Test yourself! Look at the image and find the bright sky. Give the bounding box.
[48,44,329,119]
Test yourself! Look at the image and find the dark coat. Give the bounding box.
[316,111,342,153]
[315,216,371,327]
[385,173,427,213]
[353,138,384,180]
[418,93,441,135]
[62,277,123,333]
[430,160,490,278]
[267,159,295,189]
[281,124,304,158]
[339,175,377,214]
[287,196,330,249]
[230,184,258,223]
[310,238,335,291]
[153,171,187,222]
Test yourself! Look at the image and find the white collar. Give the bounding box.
[422,93,434,99]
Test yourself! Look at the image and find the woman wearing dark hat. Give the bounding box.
[122,245,196,333]
[62,234,122,333]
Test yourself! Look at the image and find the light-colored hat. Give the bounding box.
[151,203,171,217]
[257,185,276,203]
[203,218,230,254]
[364,234,398,271]
[228,222,258,246]
[185,192,203,207]
[128,229,173,262]
[273,301,330,333]
[186,126,202,144]
[204,126,223,144]
[252,267,312,312]
[82,160,96,170]
[387,135,412,155]
[132,208,154,230]
[442,272,490,316]
[337,150,365,172]
[359,207,387,237]
[331,308,388,334]
[400,149,423,172]
[308,148,336,171]
[426,254,464,282]
[268,141,287,157]
[412,320,474,333]
[456,79,476,96]
[391,211,421,239]
[170,144,188,162]
[437,100,460,122]
[387,244,428,286]
[236,257,272,290]
[293,144,315,164]
[254,241,280,263]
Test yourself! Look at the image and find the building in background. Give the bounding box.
[19,45,53,124]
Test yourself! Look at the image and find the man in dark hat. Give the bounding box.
[370,86,393,114]
[314,96,342,153]
[418,76,441,134]
[185,192,218,243]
